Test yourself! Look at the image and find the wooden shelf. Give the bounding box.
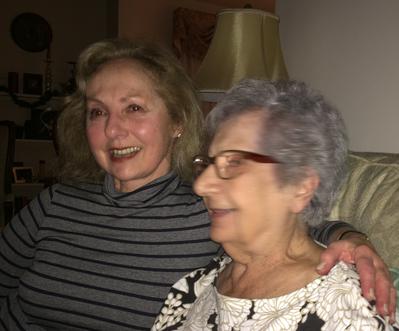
[14,139,57,178]
[0,92,63,100]
[16,138,53,143]
[0,92,63,126]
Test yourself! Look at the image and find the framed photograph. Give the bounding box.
[12,167,34,183]
[23,73,43,95]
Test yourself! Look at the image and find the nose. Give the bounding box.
[193,164,221,197]
[104,112,129,139]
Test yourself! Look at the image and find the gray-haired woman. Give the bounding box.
[153,79,398,330]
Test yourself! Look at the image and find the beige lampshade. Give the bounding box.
[194,8,288,101]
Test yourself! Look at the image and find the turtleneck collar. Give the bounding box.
[102,171,181,207]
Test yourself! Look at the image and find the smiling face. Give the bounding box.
[85,59,180,192]
[194,111,300,248]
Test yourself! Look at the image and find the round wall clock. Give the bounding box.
[10,12,52,52]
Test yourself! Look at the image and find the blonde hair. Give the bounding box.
[56,38,204,184]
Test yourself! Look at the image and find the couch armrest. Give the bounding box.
[330,152,399,268]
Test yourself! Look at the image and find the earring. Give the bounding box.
[176,133,182,138]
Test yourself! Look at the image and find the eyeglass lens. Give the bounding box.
[193,150,279,179]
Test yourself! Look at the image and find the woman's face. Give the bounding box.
[85,59,180,192]
[194,111,298,247]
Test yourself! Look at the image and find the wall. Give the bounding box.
[1,0,116,94]
[1,0,117,178]
[276,0,399,153]
[118,0,275,48]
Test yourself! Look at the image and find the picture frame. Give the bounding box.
[12,166,34,183]
[23,73,43,95]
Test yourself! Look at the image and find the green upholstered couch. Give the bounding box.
[329,151,399,268]
[329,151,399,315]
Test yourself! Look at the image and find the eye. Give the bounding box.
[87,107,106,120]
[225,154,244,167]
[127,104,143,112]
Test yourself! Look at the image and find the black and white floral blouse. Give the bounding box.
[152,255,398,331]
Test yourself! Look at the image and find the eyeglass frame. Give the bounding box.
[192,149,280,180]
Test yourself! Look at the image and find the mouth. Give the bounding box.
[208,208,234,218]
[110,146,142,158]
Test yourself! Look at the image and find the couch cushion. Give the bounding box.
[329,152,399,268]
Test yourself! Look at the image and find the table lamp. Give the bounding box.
[194,8,288,102]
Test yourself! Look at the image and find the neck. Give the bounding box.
[218,220,324,298]
[224,218,315,265]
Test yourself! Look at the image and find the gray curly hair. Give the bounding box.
[205,79,348,226]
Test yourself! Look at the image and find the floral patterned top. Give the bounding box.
[152,256,398,331]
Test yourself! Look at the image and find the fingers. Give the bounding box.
[354,245,397,320]
[316,240,354,275]
[354,252,376,302]
[389,287,397,324]
[374,268,391,317]
[316,244,339,275]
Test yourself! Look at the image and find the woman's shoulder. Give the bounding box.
[152,255,228,330]
[157,255,228,309]
[171,255,228,292]
[18,181,103,216]
[48,181,103,199]
[317,261,397,330]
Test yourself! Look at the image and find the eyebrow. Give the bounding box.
[85,94,140,104]
[85,96,99,102]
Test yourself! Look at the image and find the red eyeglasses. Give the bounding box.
[193,150,280,179]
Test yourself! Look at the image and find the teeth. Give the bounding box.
[111,146,141,157]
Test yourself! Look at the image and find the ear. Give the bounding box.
[290,168,319,214]
[171,124,183,139]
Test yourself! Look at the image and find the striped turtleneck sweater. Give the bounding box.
[0,172,220,330]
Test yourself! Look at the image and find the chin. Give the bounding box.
[110,164,145,178]
[210,227,231,244]
[112,173,138,183]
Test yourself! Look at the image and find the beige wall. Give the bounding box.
[276,0,399,153]
[1,0,116,92]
